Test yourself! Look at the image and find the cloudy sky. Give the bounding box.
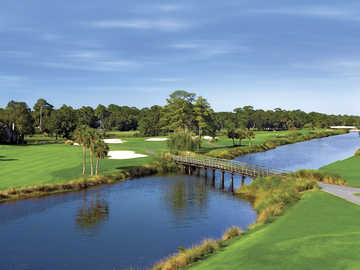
[1,0,359,114]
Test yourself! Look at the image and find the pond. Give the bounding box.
[1,132,359,270]
[0,175,256,270]
[236,132,360,171]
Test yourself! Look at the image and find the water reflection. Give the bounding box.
[75,191,109,233]
[164,178,209,219]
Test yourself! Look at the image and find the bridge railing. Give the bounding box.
[171,155,289,176]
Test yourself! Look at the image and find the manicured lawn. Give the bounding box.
[187,191,360,270]
[201,129,316,152]
[0,137,168,190]
[321,155,360,187]
[0,129,332,190]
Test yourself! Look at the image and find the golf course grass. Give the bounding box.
[321,155,360,187]
[186,191,360,270]
[0,129,345,191]
[0,137,168,190]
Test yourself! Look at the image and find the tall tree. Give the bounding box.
[161,90,196,133]
[194,96,216,139]
[95,105,109,129]
[52,105,78,139]
[33,98,53,131]
[73,125,91,175]
[5,101,34,143]
[93,139,109,175]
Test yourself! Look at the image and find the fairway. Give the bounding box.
[321,155,360,187]
[0,137,168,190]
[200,129,316,152]
[0,130,343,191]
[187,191,360,270]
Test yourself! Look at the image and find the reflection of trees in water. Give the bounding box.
[76,191,109,232]
[165,179,209,219]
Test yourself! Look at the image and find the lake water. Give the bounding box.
[1,132,359,270]
[236,132,360,171]
[0,176,256,270]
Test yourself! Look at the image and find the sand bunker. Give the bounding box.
[107,151,147,160]
[73,143,80,146]
[104,139,125,144]
[203,136,215,140]
[145,138,168,142]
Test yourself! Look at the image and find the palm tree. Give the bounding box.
[73,125,91,175]
[93,140,109,175]
[245,129,255,146]
[88,129,100,176]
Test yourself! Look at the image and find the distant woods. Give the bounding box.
[1,90,360,145]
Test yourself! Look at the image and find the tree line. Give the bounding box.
[1,90,359,144]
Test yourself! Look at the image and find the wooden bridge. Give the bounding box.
[172,155,288,190]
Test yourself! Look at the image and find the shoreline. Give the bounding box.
[205,129,348,159]
[0,130,347,203]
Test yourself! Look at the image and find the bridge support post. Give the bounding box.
[196,167,200,177]
[188,166,192,176]
[204,168,208,179]
[230,173,234,192]
[241,175,246,186]
[212,169,216,187]
[221,171,225,189]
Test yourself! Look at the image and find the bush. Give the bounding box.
[236,175,318,224]
[168,129,201,153]
[222,226,243,240]
[290,169,346,185]
[150,153,180,173]
[355,149,360,156]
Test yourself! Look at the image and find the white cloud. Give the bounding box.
[41,33,63,41]
[293,59,360,77]
[170,40,248,57]
[43,60,138,72]
[90,19,188,31]
[158,4,182,12]
[41,49,140,72]
[249,6,360,20]
[153,78,183,82]
[0,75,26,87]
[0,51,32,58]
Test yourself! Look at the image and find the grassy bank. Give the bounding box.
[0,166,157,202]
[186,191,360,270]
[205,129,347,159]
[0,137,168,191]
[321,155,360,187]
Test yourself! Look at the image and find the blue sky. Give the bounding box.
[1,0,360,114]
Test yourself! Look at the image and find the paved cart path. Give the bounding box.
[318,182,360,206]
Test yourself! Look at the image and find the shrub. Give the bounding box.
[168,129,201,153]
[222,226,243,240]
[236,175,318,224]
[355,149,360,156]
[152,239,221,270]
[290,169,346,185]
[150,153,180,173]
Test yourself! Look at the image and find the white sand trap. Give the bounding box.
[108,151,147,160]
[104,139,125,144]
[73,142,80,146]
[145,138,168,142]
[203,136,215,140]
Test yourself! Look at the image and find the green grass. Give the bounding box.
[106,130,139,137]
[0,129,339,191]
[187,191,360,270]
[200,129,320,153]
[356,194,360,198]
[321,155,360,187]
[0,137,168,190]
